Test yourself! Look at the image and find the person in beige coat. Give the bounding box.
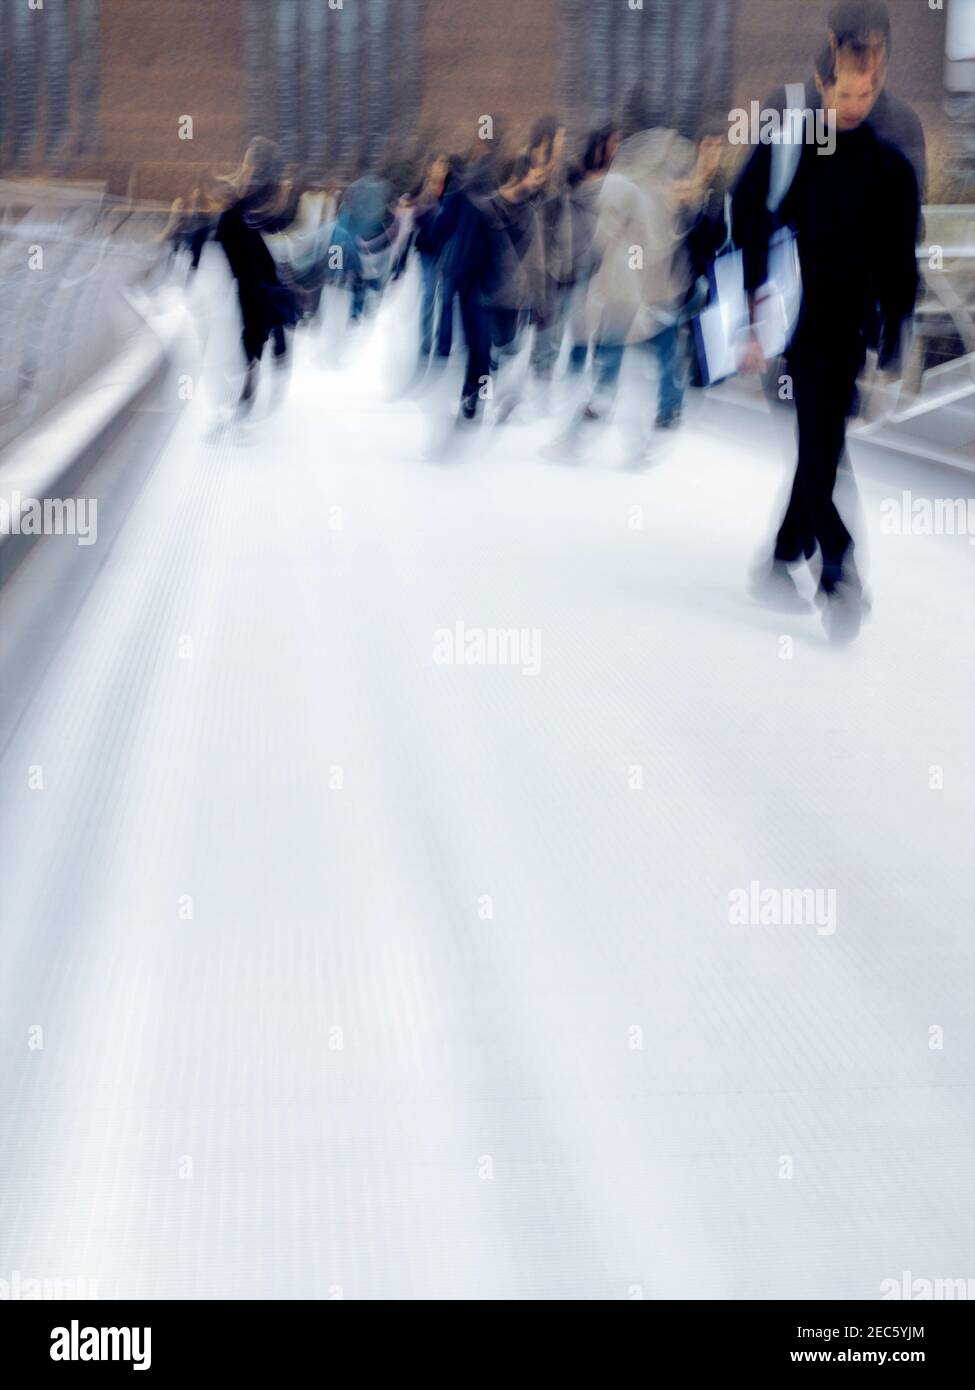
[584,125,697,428]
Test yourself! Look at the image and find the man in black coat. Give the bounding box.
[733,35,920,641]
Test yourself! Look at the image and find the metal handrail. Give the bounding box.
[0,203,167,455]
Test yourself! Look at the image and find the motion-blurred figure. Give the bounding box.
[568,93,696,449]
[736,37,920,641]
[482,154,547,421]
[563,125,621,377]
[526,116,573,394]
[678,124,732,389]
[264,178,338,326]
[430,150,547,425]
[413,153,457,369]
[215,137,300,418]
[331,167,396,323]
[158,177,224,282]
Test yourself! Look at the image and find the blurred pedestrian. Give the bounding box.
[215,137,301,417]
[735,38,920,640]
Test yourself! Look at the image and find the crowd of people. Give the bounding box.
[161,0,925,644]
[165,107,720,430]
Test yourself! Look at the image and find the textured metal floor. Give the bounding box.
[0,269,972,1299]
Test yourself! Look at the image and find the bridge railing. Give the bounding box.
[913,205,975,372]
[0,184,168,455]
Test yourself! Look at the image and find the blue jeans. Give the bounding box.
[530,285,571,379]
[651,324,684,422]
[568,343,589,373]
[419,254,454,358]
[592,325,684,421]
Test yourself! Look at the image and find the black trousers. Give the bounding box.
[243,321,288,367]
[460,287,491,405]
[774,333,865,590]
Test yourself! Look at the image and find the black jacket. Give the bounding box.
[216,187,300,338]
[732,120,919,363]
[433,181,504,295]
[762,81,926,200]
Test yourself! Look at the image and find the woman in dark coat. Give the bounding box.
[216,138,301,414]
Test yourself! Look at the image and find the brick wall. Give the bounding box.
[98,0,245,164]
[40,0,955,200]
[417,0,561,152]
[95,0,246,195]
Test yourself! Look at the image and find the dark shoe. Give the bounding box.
[655,411,682,430]
[460,393,479,422]
[816,577,871,645]
[237,361,259,414]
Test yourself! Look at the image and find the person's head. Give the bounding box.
[815,37,883,130]
[827,1,891,89]
[240,136,286,193]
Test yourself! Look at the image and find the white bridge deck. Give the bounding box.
[0,267,972,1299]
